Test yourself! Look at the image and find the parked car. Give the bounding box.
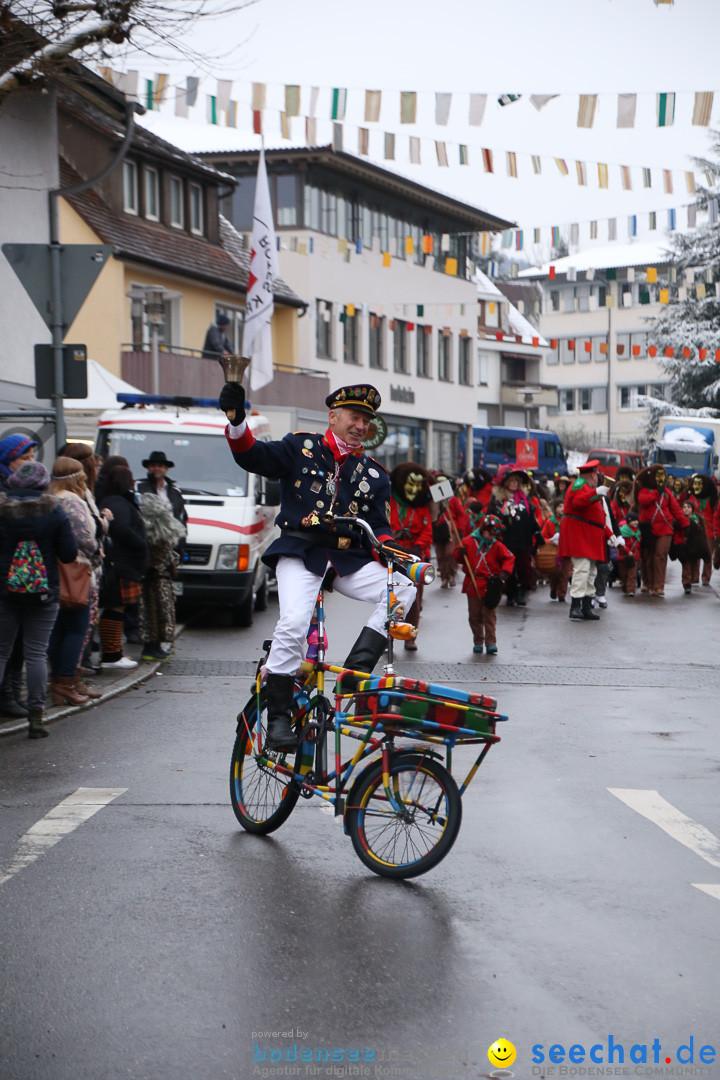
[585,449,644,479]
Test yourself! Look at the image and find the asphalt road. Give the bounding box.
[1,563,719,1080]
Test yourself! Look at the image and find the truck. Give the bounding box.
[96,395,281,627]
[650,416,720,479]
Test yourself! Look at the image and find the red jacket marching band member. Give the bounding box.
[632,465,689,598]
[453,514,515,655]
[686,473,716,586]
[431,471,471,589]
[389,462,434,651]
[559,460,615,621]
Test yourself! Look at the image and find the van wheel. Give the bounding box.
[254,573,268,612]
[231,591,254,628]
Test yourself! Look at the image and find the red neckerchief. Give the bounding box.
[323,429,363,462]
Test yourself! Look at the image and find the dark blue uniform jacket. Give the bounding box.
[226,427,393,576]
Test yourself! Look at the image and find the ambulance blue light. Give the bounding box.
[116,393,223,408]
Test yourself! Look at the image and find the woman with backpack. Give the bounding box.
[0,461,77,738]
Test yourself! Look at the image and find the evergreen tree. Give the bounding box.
[650,132,720,415]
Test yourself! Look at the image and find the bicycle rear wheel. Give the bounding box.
[345,752,462,879]
[230,688,302,834]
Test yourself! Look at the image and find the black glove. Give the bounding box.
[455,545,467,559]
[219,382,246,424]
[379,538,410,566]
[484,574,504,610]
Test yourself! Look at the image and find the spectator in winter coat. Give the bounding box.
[0,461,77,738]
[0,434,38,486]
[633,465,689,597]
[201,313,232,360]
[98,466,149,669]
[453,514,515,655]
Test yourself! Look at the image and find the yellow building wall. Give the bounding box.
[59,199,301,380]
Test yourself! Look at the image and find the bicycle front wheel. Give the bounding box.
[346,752,462,879]
[230,688,302,834]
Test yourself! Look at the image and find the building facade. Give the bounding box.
[198,146,512,474]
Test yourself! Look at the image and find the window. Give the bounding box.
[477,349,491,385]
[559,388,575,413]
[631,332,647,359]
[394,218,406,261]
[343,309,358,364]
[458,336,472,385]
[144,167,159,220]
[416,327,431,377]
[561,339,576,365]
[276,175,297,226]
[336,194,347,239]
[393,320,408,374]
[304,184,320,231]
[650,383,666,399]
[170,177,184,227]
[438,331,452,381]
[189,183,204,234]
[577,288,590,312]
[321,190,337,236]
[216,306,244,353]
[550,290,560,312]
[579,388,592,412]
[578,338,592,364]
[123,161,138,214]
[369,314,385,369]
[546,341,559,366]
[616,332,630,359]
[362,205,373,250]
[316,300,332,358]
[619,385,647,410]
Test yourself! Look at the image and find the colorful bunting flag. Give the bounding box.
[531,155,542,174]
[207,95,217,124]
[308,86,319,117]
[608,219,617,240]
[252,109,262,135]
[364,90,381,122]
[577,94,597,128]
[642,168,652,188]
[332,122,343,151]
[284,84,300,117]
[663,170,673,194]
[409,137,421,164]
[305,117,317,144]
[506,152,518,178]
[686,171,697,193]
[576,161,587,186]
[530,94,559,111]
[436,141,449,166]
[280,111,289,138]
[555,158,569,176]
[692,92,713,126]
[384,132,395,160]
[400,91,417,124]
[435,92,452,125]
[459,144,468,165]
[358,128,369,155]
[649,212,657,230]
[251,83,266,110]
[445,258,458,276]
[468,94,487,125]
[482,148,494,173]
[598,163,609,188]
[621,166,632,190]
[657,92,675,126]
[331,88,347,120]
[498,93,522,106]
[617,93,637,128]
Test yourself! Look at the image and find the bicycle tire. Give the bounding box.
[345,752,462,879]
[230,688,302,834]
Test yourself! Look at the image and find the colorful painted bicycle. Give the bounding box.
[230,518,508,879]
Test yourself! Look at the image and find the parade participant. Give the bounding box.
[430,471,470,589]
[137,451,188,533]
[685,474,716,585]
[488,464,541,607]
[670,475,687,504]
[618,511,641,597]
[559,460,614,621]
[389,462,433,651]
[592,473,620,610]
[674,498,711,596]
[541,501,571,602]
[609,478,633,527]
[633,465,689,598]
[453,514,515,655]
[463,466,494,512]
[219,381,416,749]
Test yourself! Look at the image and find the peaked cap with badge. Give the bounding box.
[325,384,381,417]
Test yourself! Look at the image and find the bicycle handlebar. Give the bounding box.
[332,516,435,584]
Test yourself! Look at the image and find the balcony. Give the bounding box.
[121,347,330,410]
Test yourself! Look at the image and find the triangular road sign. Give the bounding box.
[2,243,112,333]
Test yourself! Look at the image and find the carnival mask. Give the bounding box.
[655,468,666,489]
[404,472,424,503]
[692,477,704,494]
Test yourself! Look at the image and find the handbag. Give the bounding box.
[58,559,92,610]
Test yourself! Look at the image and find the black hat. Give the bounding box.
[216,313,229,326]
[142,451,174,469]
[325,384,381,416]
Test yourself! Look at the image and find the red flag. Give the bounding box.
[648,346,658,357]
[664,347,674,358]
[699,348,708,360]
[682,347,692,358]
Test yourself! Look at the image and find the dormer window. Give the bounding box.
[123,161,138,214]
[145,167,159,221]
[189,183,204,234]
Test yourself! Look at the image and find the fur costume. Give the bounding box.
[138,494,187,646]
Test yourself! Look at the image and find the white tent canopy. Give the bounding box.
[64,359,143,411]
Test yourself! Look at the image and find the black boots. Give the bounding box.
[27,710,48,739]
[581,596,600,620]
[0,670,28,718]
[340,627,387,691]
[569,598,583,620]
[515,586,527,607]
[265,673,299,751]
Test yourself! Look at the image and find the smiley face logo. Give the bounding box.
[488,1039,516,1068]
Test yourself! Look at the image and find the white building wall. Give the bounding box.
[0,92,58,406]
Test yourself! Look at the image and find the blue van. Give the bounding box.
[457,426,488,471]
[481,426,568,477]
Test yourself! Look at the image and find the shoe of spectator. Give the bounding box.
[485,644,498,655]
[472,643,484,654]
[141,645,171,662]
[101,656,138,670]
[597,597,607,608]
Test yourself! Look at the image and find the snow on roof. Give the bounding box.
[518,241,673,279]
[475,269,549,348]
[657,426,711,446]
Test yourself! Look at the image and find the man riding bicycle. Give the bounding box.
[219,381,416,751]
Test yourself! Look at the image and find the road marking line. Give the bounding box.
[692,884,720,900]
[608,788,720,869]
[0,787,127,887]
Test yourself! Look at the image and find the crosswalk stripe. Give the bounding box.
[608,788,720,870]
[0,787,127,887]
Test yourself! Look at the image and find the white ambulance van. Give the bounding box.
[95,395,280,626]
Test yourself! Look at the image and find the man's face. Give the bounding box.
[692,477,703,494]
[328,406,371,447]
[584,469,598,488]
[404,473,424,502]
[9,447,35,472]
[655,468,666,489]
[149,463,169,482]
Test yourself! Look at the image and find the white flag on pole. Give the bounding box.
[244,149,278,390]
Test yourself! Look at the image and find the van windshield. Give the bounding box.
[655,447,708,469]
[96,430,248,497]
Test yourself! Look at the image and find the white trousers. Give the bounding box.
[570,557,597,598]
[267,556,417,676]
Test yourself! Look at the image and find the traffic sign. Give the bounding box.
[2,243,111,333]
[34,344,88,399]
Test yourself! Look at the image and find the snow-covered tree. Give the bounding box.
[650,131,720,412]
[0,0,255,105]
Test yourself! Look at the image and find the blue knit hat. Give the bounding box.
[0,434,38,477]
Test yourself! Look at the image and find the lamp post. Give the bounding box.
[144,288,166,395]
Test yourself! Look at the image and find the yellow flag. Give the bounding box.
[346,303,355,317]
[646,267,658,283]
[405,236,414,255]
[659,288,669,304]
[382,251,391,268]
[445,257,458,276]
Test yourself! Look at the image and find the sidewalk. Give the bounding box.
[0,647,165,740]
